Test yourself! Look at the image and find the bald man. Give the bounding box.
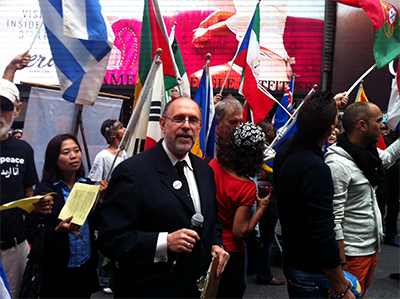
[325,102,400,298]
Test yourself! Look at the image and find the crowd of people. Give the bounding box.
[1,51,399,299]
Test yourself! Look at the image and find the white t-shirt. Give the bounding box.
[88,149,127,181]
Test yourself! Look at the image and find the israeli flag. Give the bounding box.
[39,0,115,105]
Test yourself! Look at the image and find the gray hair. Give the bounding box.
[215,95,243,122]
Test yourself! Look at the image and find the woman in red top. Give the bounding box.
[210,122,270,298]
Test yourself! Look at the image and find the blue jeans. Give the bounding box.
[97,252,109,287]
[284,265,330,298]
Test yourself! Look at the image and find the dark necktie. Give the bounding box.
[175,161,191,199]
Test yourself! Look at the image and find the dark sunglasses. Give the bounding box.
[0,97,15,112]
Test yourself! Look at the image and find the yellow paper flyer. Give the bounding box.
[0,192,56,213]
[58,183,99,226]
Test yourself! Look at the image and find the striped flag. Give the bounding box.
[134,0,178,104]
[122,55,165,157]
[38,0,114,105]
[234,2,276,124]
[274,76,295,130]
[191,60,215,158]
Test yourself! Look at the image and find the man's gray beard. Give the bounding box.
[0,113,14,138]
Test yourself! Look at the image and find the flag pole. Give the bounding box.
[73,104,92,170]
[354,80,364,103]
[153,0,182,93]
[344,64,376,97]
[28,20,43,51]
[265,84,317,156]
[204,53,212,151]
[169,23,183,97]
[205,53,211,103]
[218,0,260,95]
[169,22,177,45]
[218,61,236,96]
[105,49,163,181]
[176,76,184,98]
[262,75,296,117]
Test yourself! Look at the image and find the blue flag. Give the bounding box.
[274,76,294,131]
[0,259,11,299]
[39,0,115,105]
[193,68,215,158]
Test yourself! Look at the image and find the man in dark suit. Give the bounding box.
[97,97,229,298]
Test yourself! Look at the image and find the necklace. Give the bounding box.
[108,147,118,155]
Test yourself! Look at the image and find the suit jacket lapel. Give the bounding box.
[190,153,208,218]
[154,143,195,213]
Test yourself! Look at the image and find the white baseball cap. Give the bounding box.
[0,78,20,105]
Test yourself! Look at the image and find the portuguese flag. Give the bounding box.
[134,0,177,103]
[356,0,400,69]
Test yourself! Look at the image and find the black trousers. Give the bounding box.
[40,254,100,299]
[217,252,246,298]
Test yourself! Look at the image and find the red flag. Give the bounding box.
[376,134,387,150]
[234,3,276,124]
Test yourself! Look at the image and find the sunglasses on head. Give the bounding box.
[0,97,15,112]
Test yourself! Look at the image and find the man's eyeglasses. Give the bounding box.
[0,100,15,112]
[164,116,202,127]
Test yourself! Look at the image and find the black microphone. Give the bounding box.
[171,213,204,274]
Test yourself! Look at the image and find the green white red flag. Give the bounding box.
[134,0,177,103]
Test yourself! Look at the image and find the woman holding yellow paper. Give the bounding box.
[25,133,99,298]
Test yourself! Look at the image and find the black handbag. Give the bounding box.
[19,221,44,299]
